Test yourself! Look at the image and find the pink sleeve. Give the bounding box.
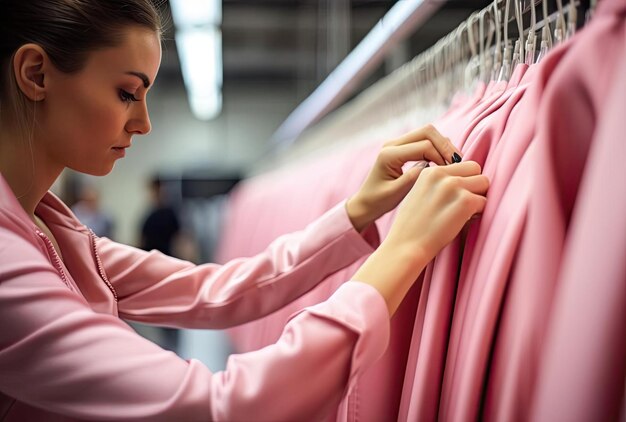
[97,201,380,328]
[0,227,389,420]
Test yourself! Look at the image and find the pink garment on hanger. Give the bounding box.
[217,4,626,419]
[397,63,530,422]
[530,43,626,422]
[436,62,538,422]
[439,82,488,122]
[483,1,626,420]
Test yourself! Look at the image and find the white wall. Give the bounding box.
[87,78,297,246]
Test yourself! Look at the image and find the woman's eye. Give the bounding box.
[119,90,138,103]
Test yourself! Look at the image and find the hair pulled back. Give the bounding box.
[0,0,162,105]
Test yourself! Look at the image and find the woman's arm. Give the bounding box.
[0,229,389,421]
[99,200,380,329]
[97,124,460,330]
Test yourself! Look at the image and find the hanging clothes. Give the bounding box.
[399,61,534,422]
[215,1,625,420]
[489,1,626,420]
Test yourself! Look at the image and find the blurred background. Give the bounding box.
[55,0,493,369]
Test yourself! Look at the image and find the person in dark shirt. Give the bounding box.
[140,177,180,256]
[139,177,182,352]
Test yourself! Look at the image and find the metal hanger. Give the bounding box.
[479,7,495,83]
[536,0,553,63]
[525,0,538,64]
[511,0,525,70]
[492,0,503,81]
[554,0,567,44]
[566,0,577,39]
[586,0,598,23]
[465,12,481,91]
[497,0,513,82]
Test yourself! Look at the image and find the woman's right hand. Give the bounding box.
[352,160,489,316]
[383,160,489,262]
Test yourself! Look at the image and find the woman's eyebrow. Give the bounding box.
[125,71,151,88]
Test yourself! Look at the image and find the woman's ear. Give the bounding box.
[12,43,48,101]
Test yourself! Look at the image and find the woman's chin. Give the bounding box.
[70,163,116,177]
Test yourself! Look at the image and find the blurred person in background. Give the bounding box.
[71,183,115,239]
[138,175,184,352]
[140,176,181,257]
[0,0,488,420]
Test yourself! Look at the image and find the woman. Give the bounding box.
[0,1,488,420]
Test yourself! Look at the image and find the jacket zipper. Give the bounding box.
[35,229,72,290]
[88,229,118,302]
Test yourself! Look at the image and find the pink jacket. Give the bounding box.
[0,174,389,421]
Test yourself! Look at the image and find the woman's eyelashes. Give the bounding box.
[119,89,139,103]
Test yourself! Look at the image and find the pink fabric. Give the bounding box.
[436,63,537,422]
[402,4,626,418]
[215,2,626,420]
[397,63,531,422]
[220,142,420,422]
[530,44,626,422]
[0,173,390,421]
[487,2,626,420]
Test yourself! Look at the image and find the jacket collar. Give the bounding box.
[0,172,86,234]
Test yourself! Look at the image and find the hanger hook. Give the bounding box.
[479,8,487,80]
[586,0,598,22]
[514,0,525,64]
[555,0,567,44]
[497,0,513,82]
[504,0,511,48]
[566,1,578,39]
[535,0,553,63]
[525,0,537,64]
[468,11,480,60]
[541,0,553,48]
[491,0,502,80]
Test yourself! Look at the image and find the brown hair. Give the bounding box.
[0,0,163,130]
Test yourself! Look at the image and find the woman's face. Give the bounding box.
[37,26,162,176]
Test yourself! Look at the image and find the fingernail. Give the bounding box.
[452,152,462,163]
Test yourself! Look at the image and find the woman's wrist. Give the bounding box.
[346,195,376,232]
[352,242,429,316]
[377,239,431,276]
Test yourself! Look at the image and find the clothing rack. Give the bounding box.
[255,0,589,175]
[220,0,624,419]
[270,0,446,149]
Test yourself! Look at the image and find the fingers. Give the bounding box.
[464,193,487,216]
[389,141,447,166]
[420,162,489,214]
[433,160,483,177]
[385,124,462,165]
[457,174,490,195]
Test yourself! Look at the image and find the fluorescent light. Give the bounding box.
[170,1,223,121]
[189,91,222,121]
[175,28,223,120]
[170,0,221,27]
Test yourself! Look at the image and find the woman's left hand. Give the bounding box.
[346,124,462,232]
